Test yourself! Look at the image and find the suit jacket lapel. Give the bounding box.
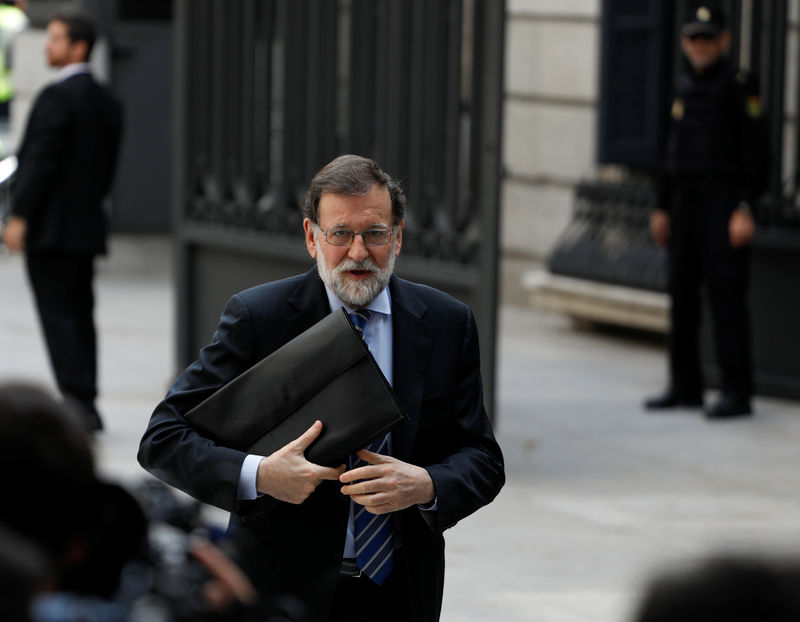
[286,268,330,336]
[389,276,433,462]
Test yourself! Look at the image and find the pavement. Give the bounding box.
[2,237,800,622]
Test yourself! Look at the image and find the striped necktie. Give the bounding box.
[349,309,372,340]
[348,310,394,585]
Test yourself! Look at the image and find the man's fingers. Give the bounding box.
[357,448,392,464]
[340,463,385,484]
[292,420,324,451]
[351,496,393,515]
[189,538,258,604]
[338,451,391,483]
[315,463,347,481]
[340,476,384,495]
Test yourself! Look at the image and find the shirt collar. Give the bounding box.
[57,62,91,82]
[323,283,392,317]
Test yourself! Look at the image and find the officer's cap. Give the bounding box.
[681,6,726,38]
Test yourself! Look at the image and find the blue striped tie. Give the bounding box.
[349,309,371,341]
[348,310,394,585]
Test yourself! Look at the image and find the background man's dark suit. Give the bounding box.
[138,268,505,621]
[11,71,123,423]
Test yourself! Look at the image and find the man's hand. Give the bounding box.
[256,420,345,504]
[729,208,755,248]
[189,538,258,610]
[2,215,27,252]
[339,450,435,515]
[650,209,670,247]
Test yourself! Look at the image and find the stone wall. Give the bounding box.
[502,0,600,260]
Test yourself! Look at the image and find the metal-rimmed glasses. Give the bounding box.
[315,225,397,246]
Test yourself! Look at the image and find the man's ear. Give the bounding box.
[303,218,317,259]
[394,220,403,256]
[719,30,732,54]
[72,40,89,64]
[680,36,691,57]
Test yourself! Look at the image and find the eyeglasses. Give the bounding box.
[315,225,396,247]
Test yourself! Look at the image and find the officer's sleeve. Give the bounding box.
[735,70,769,206]
[655,172,672,213]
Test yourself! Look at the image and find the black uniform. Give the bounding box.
[661,56,768,403]
[12,71,123,429]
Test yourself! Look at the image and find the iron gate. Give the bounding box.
[173,0,505,416]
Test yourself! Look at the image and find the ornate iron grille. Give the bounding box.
[174,0,504,415]
[548,179,667,293]
[180,0,494,263]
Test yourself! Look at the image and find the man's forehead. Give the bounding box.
[318,186,392,219]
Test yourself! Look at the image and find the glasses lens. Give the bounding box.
[321,227,394,246]
[326,230,355,246]
[363,229,393,246]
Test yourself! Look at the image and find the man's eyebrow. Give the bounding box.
[328,223,391,229]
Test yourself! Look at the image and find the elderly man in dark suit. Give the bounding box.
[138,155,505,622]
[3,11,123,431]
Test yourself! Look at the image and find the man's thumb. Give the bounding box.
[294,420,323,451]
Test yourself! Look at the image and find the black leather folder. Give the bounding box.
[185,308,407,467]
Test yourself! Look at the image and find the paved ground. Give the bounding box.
[2,237,799,622]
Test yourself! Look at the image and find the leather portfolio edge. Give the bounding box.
[185,308,408,457]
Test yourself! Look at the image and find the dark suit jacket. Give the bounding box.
[12,71,123,255]
[138,269,505,621]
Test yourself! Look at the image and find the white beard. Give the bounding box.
[315,234,396,308]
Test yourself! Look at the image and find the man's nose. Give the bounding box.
[347,234,370,262]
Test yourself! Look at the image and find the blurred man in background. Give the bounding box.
[2,11,123,431]
[645,5,769,419]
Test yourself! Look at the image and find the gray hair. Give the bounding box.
[302,154,406,225]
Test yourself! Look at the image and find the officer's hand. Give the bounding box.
[729,209,755,248]
[340,450,435,515]
[650,209,670,247]
[1,216,27,252]
[256,420,346,504]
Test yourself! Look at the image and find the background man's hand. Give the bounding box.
[339,449,435,515]
[189,537,259,611]
[729,208,755,248]
[650,209,670,247]
[256,420,345,504]
[2,215,27,252]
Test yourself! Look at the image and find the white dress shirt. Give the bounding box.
[56,62,91,82]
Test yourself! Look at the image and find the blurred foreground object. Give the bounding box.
[0,381,296,622]
[634,555,800,622]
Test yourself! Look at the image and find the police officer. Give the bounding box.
[644,6,769,419]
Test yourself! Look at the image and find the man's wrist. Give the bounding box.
[418,496,438,511]
[417,468,436,506]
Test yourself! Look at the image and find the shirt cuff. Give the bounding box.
[237,454,265,500]
[417,497,438,511]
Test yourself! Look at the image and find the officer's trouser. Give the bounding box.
[668,181,752,400]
